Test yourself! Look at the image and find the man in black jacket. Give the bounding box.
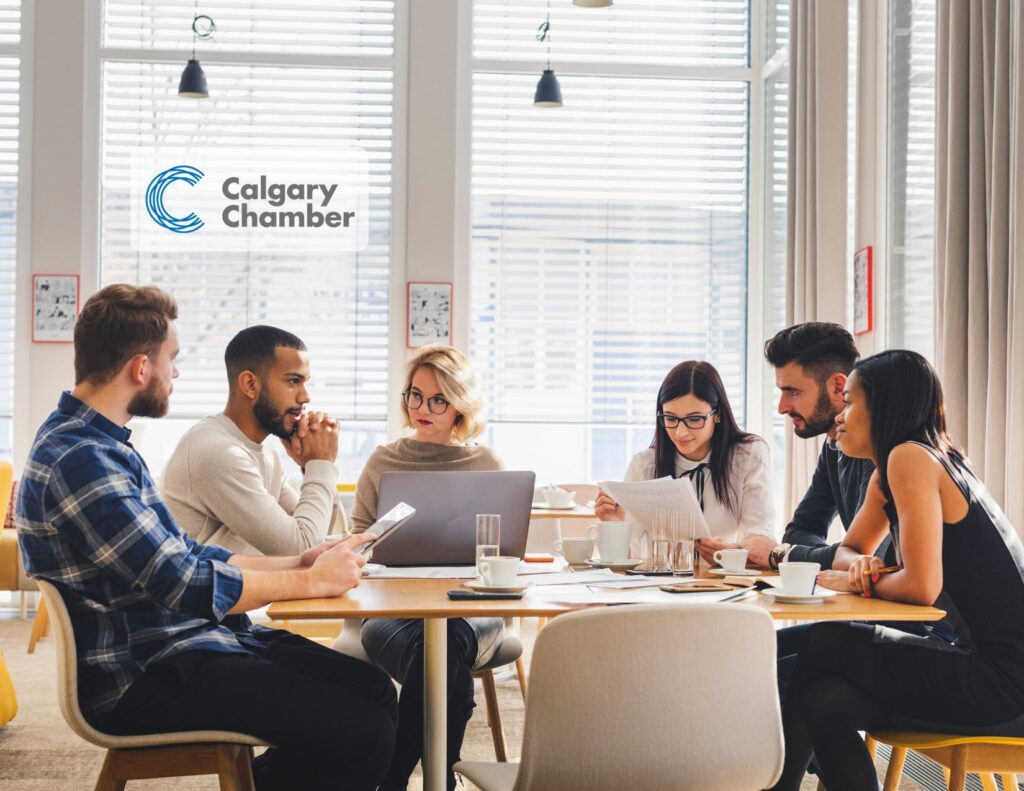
[744,322,878,570]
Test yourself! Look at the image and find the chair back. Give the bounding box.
[36,579,267,750]
[36,579,114,747]
[512,603,783,791]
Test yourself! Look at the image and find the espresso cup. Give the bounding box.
[478,555,520,587]
[713,548,749,573]
[778,561,821,596]
[553,537,595,565]
[586,521,632,563]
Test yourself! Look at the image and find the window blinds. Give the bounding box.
[0,1,19,445]
[99,2,393,420]
[470,1,750,427]
[888,0,936,360]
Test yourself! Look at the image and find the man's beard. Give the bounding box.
[127,376,170,419]
[791,386,839,439]
[253,389,295,439]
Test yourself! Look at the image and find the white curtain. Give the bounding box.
[935,0,1024,533]
[785,0,849,515]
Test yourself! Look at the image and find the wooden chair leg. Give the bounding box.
[479,670,507,762]
[514,655,528,701]
[949,745,967,791]
[536,616,549,632]
[865,734,878,760]
[27,598,49,653]
[93,751,127,791]
[883,746,907,791]
[216,744,246,791]
[236,746,256,790]
[1002,774,1019,791]
[981,774,999,791]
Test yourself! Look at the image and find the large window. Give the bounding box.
[0,2,19,458]
[887,0,936,360]
[470,0,751,483]
[98,0,395,477]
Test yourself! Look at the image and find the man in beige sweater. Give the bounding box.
[162,325,342,556]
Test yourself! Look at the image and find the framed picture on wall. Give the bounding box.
[407,281,452,348]
[32,274,80,343]
[853,246,873,336]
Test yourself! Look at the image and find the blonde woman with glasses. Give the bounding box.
[351,345,503,791]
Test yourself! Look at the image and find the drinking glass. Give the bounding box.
[670,512,695,577]
[476,514,501,577]
[648,508,672,573]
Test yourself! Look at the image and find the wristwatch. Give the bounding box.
[769,543,791,571]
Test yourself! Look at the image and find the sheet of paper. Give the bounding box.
[587,575,673,589]
[598,477,712,537]
[518,569,619,586]
[370,566,478,579]
[527,585,747,605]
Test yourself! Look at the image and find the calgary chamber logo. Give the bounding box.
[145,165,205,233]
[131,147,369,253]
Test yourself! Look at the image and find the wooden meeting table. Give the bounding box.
[268,569,945,791]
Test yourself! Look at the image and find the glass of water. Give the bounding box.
[476,514,501,577]
[670,512,695,576]
[648,508,672,573]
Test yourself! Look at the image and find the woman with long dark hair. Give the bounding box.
[771,350,1024,791]
[595,360,776,559]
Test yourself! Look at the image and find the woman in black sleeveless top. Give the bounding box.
[770,350,1024,791]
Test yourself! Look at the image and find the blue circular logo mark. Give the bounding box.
[145,165,205,233]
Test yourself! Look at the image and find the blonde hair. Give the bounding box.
[401,345,485,442]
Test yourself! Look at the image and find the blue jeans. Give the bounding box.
[362,617,500,791]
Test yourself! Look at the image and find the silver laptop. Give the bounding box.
[371,470,536,566]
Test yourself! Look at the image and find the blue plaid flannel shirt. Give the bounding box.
[16,392,255,723]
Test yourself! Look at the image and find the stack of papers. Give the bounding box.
[598,477,712,536]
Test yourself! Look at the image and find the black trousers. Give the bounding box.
[104,630,398,791]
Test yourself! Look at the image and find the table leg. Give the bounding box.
[423,617,447,791]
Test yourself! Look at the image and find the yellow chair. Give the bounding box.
[0,645,17,727]
[871,729,1024,791]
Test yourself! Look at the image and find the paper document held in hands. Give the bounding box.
[597,477,712,538]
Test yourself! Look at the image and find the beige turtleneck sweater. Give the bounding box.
[351,436,504,532]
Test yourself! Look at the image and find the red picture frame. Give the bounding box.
[32,274,80,343]
[407,281,453,349]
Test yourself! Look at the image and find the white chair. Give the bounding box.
[456,603,784,791]
[334,619,527,760]
[36,579,268,791]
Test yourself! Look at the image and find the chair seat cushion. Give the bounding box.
[475,631,522,672]
[455,760,520,791]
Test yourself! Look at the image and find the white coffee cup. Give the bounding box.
[543,488,576,509]
[587,521,632,563]
[478,555,520,587]
[553,537,595,565]
[713,548,749,573]
[778,561,821,596]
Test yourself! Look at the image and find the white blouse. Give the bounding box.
[622,438,779,556]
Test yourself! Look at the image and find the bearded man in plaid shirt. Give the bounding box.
[16,284,396,791]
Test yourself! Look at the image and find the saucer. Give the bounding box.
[585,558,643,571]
[531,501,578,510]
[362,563,385,576]
[462,580,532,594]
[708,567,760,577]
[760,588,836,605]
